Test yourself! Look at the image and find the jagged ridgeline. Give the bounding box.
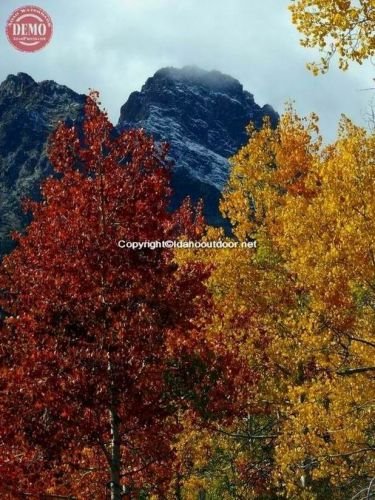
[0,67,278,255]
[0,73,85,255]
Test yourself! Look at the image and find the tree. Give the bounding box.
[289,0,375,73]
[219,109,375,497]
[0,93,248,498]
[175,110,374,497]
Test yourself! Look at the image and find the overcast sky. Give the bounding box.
[0,0,373,141]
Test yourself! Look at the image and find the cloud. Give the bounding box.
[0,0,373,140]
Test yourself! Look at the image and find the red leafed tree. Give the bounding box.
[0,93,250,498]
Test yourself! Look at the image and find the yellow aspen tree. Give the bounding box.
[222,110,375,497]
[172,110,374,498]
[272,117,375,497]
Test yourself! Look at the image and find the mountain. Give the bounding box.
[0,67,278,255]
[118,66,278,226]
[0,73,85,254]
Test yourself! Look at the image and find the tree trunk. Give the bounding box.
[175,472,182,500]
[108,353,121,500]
[109,404,122,500]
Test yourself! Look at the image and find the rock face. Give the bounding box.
[0,73,85,254]
[118,66,278,225]
[0,67,278,254]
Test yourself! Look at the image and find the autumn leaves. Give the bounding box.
[217,111,375,497]
[1,17,375,493]
[175,109,374,498]
[1,87,373,498]
[289,0,375,74]
[0,94,253,499]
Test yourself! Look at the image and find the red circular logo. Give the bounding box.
[6,6,53,52]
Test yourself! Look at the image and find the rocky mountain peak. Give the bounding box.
[147,66,245,95]
[0,72,37,97]
[119,66,278,225]
[0,74,85,254]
